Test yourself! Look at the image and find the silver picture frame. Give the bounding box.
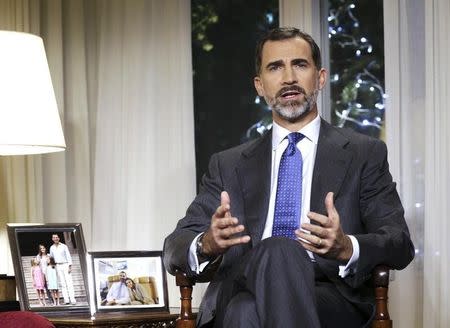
[88,251,169,314]
[7,223,90,315]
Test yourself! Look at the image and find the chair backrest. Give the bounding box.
[135,276,159,304]
[107,274,120,288]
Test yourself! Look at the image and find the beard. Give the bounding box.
[266,85,319,123]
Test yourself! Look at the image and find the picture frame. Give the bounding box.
[6,223,90,314]
[88,251,169,314]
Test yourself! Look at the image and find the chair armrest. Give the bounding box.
[175,271,196,328]
[371,265,392,328]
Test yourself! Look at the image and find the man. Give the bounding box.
[49,234,76,305]
[163,27,414,328]
[105,271,130,305]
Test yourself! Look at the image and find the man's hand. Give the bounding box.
[295,192,353,262]
[201,191,251,257]
[108,299,117,306]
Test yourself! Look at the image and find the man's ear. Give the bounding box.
[254,76,264,97]
[318,68,327,90]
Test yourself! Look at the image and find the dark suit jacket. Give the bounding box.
[163,119,414,327]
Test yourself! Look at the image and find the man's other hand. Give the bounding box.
[296,192,353,262]
[201,191,251,257]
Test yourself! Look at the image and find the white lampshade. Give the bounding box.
[0,31,65,155]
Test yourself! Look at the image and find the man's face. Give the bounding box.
[254,37,326,124]
[52,235,60,244]
[119,272,127,283]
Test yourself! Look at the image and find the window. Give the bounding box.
[191,0,278,185]
[327,0,385,139]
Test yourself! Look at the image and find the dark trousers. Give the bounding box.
[215,237,366,328]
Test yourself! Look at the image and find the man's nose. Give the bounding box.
[282,67,298,85]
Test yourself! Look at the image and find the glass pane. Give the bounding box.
[192,0,278,185]
[328,0,385,139]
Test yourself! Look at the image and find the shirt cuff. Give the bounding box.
[338,235,360,278]
[188,233,210,274]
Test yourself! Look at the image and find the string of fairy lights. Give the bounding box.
[328,0,385,136]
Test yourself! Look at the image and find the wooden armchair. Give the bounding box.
[174,265,392,328]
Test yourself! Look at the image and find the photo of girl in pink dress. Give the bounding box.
[31,258,46,306]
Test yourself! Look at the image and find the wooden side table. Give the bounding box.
[46,311,178,327]
[0,275,20,312]
[0,275,16,301]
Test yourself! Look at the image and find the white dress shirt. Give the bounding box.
[49,242,72,265]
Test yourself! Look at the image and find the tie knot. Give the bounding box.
[287,132,303,145]
[285,132,303,156]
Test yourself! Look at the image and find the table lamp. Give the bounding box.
[0,30,65,155]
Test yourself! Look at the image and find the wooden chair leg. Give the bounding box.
[372,266,392,328]
[176,272,196,328]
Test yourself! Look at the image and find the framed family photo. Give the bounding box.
[7,223,90,314]
[89,251,168,314]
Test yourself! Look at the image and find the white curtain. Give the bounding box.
[0,0,200,307]
[91,0,196,252]
[0,0,70,275]
[385,0,450,326]
[423,0,450,326]
[384,1,425,327]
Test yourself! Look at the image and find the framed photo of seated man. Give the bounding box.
[88,251,168,313]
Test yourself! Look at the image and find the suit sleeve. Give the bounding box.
[345,139,415,287]
[163,153,223,279]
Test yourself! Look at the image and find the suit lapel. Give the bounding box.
[311,120,354,274]
[310,119,353,215]
[236,131,272,247]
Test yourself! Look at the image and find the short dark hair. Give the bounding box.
[255,27,322,74]
[48,256,56,266]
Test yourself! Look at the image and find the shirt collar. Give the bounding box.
[272,114,321,150]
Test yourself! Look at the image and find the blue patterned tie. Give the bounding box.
[272,132,304,239]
